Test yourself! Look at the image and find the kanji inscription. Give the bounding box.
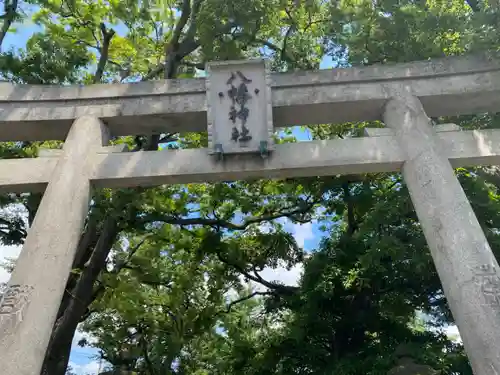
[0,284,34,338]
[471,264,500,307]
[206,59,273,157]
[227,71,253,144]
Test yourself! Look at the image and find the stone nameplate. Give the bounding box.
[206,59,273,157]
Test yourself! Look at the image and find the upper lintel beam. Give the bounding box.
[0,54,499,141]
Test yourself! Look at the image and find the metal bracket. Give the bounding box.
[213,143,224,161]
[259,141,270,159]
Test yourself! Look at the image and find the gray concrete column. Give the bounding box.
[0,116,109,375]
[384,95,500,375]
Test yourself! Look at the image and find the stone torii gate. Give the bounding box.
[1,55,500,375]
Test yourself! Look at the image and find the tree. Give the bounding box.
[0,0,332,374]
[1,0,500,374]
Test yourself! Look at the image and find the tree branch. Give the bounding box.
[56,214,100,319]
[216,251,298,295]
[93,23,116,83]
[281,25,295,64]
[146,19,237,79]
[466,0,480,12]
[110,236,148,273]
[232,32,295,65]
[183,0,203,45]
[180,60,205,70]
[137,324,157,375]
[0,0,18,50]
[172,0,191,47]
[75,39,99,50]
[218,291,272,314]
[342,182,357,235]
[81,235,149,317]
[164,0,191,78]
[143,63,165,80]
[141,201,318,230]
[157,133,179,146]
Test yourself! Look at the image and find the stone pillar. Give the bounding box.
[384,95,500,375]
[0,116,109,375]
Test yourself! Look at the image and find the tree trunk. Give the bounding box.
[41,217,120,375]
[93,24,115,84]
[0,0,18,51]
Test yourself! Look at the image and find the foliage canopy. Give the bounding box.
[1,1,500,374]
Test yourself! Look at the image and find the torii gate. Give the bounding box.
[1,55,500,375]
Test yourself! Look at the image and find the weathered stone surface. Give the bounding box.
[384,95,500,375]
[0,54,499,141]
[0,116,109,375]
[0,284,35,338]
[363,123,460,137]
[3,126,500,193]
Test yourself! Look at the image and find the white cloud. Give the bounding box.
[241,261,303,294]
[259,263,303,288]
[0,244,21,284]
[418,311,463,344]
[0,203,28,284]
[291,222,314,248]
[444,324,462,343]
[68,360,104,375]
[259,221,311,287]
[72,330,86,348]
[258,217,287,234]
[258,217,314,249]
[242,219,310,294]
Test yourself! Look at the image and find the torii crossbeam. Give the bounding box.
[1,54,500,375]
